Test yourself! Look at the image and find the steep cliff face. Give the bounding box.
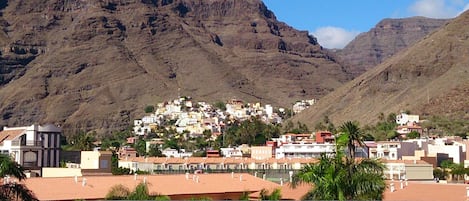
[0,0,349,134]
[293,12,469,127]
[337,17,448,76]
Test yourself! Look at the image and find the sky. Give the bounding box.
[263,0,469,49]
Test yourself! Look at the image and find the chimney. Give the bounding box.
[74,175,78,183]
[239,175,243,181]
[82,178,87,187]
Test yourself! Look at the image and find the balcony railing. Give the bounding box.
[23,161,38,168]
[11,140,42,147]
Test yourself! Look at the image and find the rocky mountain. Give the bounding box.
[0,0,349,134]
[293,11,469,127]
[337,17,448,76]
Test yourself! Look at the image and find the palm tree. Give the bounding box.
[339,121,364,162]
[0,154,26,180]
[0,154,37,201]
[259,188,282,201]
[292,121,386,201]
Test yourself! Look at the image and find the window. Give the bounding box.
[100,160,108,169]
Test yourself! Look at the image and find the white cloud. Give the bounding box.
[409,0,468,18]
[311,26,360,49]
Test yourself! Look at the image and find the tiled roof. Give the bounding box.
[24,173,279,200]
[383,181,468,201]
[120,157,318,165]
[278,183,312,200]
[0,129,25,143]
[383,159,430,165]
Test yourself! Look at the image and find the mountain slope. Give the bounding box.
[337,17,448,76]
[0,0,349,133]
[293,11,469,127]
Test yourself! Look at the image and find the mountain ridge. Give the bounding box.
[293,11,469,127]
[0,0,349,134]
[337,16,449,76]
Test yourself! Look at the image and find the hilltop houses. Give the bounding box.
[132,97,286,137]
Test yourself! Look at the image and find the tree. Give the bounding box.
[106,183,169,200]
[127,183,151,200]
[134,139,147,157]
[338,121,363,161]
[292,122,386,201]
[111,151,131,175]
[106,184,130,200]
[213,101,226,111]
[70,131,96,151]
[259,188,282,201]
[433,168,446,180]
[439,160,454,181]
[0,154,38,201]
[144,105,155,113]
[148,144,163,157]
[407,131,420,139]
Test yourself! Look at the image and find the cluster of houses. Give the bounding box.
[132,97,316,136]
[0,111,468,200]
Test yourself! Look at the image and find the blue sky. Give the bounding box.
[263,0,469,49]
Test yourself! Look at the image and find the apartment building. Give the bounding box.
[0,124,61,176]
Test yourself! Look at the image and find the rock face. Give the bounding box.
[293,12,469,127]
[337,17,448,76]
[0,0,349,134]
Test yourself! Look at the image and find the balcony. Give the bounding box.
[11,140,42,147]
[23,161,38,168]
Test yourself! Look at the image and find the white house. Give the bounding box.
[396,113,420,126]
[162,148,192,158]
[220,148,243,158]
[368,141,401,160]
[0,124,62,177]
[427,140,465,164]
[275,142,335,159]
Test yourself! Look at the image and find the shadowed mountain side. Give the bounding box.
[0,0,349,134]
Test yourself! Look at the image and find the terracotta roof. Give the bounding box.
[0,129,25,143]
[383,181,468,201]
[278,183,312,200]
[120,157,318,165]
[24,173,280,201]
[383,160,430,165]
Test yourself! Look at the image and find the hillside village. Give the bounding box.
[0,98,468,200]
[0,0,468,200]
